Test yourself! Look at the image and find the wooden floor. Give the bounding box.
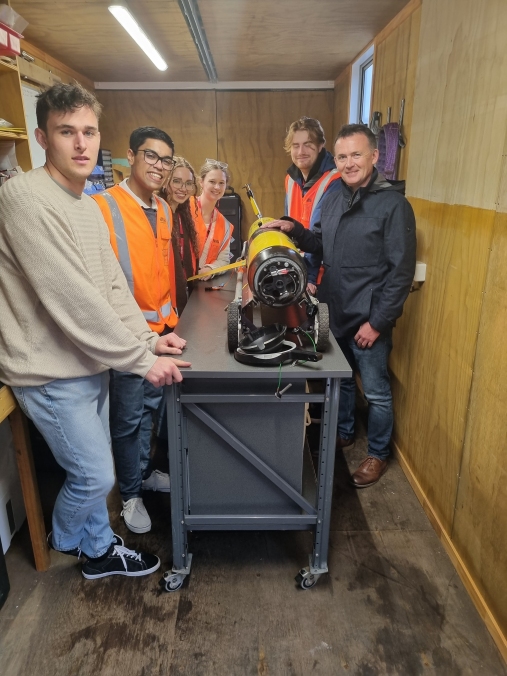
[0,410,506,676]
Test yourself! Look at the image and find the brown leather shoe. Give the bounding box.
[350,456,388,488]
[336,436,355,450]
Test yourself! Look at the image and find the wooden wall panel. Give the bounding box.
[386,0,507,653]
[406,0,507,209]
[390,199,495,530]
[216,90,334,237]
[333,65,351,137]
[451,210,507,638]
[371,6,421,179]
[95,90,218,174]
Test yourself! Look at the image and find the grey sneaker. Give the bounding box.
[82,543,160,579]
[121,497,151,533]
[142,469,171,493]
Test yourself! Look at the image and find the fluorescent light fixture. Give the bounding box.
[108,5,168,71]
[178,0,217,83]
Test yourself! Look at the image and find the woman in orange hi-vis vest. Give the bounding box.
[160,157,199,317]
[191,159,234,281]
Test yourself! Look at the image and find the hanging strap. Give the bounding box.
[376,122,400,180]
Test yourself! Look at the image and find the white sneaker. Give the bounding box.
[121,497,151,533]
[142,469,171,493]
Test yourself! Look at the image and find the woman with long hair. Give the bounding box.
[160,156,199,317]
[191,159,234,280]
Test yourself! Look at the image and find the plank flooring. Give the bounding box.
[0,407,505,676]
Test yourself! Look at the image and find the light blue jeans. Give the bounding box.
[12,372,115,558]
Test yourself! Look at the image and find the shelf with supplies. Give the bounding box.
[0,59,18,73]
[0,56,32,172]
[0,130,27,141]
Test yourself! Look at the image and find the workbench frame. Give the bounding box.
[163,375,341,591]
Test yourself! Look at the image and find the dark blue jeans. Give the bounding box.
[336,330,393,461]
[109,370,163,501]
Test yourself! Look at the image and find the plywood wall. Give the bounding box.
[375,0,507,654]
[96,90,218,175]
[97,88,334,239]
[333,65,351,137]
[371,4,420,179]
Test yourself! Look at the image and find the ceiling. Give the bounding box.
[11,0,411,84]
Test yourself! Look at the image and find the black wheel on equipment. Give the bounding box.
[315,302,330,352]
[227,302,241,352]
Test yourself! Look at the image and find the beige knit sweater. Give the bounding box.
[0,167,159,386]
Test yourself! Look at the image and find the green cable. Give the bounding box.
[300,329,317,351]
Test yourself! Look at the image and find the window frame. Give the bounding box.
[348,44,375,125]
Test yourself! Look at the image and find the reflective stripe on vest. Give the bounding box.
[310,169,340,221]
[219,217,233,252]
[143,300,171,322]
[157,196,170,224]
[101,192,134,295]
[101,192,173,323]
[286,176,295,216]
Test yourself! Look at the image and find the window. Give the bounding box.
[349,44,374,125]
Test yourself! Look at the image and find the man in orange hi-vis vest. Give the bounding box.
[93,127,185,535]
[284,117,341,294]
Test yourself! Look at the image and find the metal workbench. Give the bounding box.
[162,280,352,591]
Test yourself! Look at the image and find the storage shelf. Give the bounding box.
[0,130,28,140]
[0,60,18,74]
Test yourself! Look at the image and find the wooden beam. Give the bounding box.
[393,438,507,663]
[19,39,94,90]
[0,385,16,421]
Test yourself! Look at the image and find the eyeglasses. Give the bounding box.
[205,158,228,170]
[135,149,175,170]
[170,178,196,191]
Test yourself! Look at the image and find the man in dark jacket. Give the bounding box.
[265,124,416,488]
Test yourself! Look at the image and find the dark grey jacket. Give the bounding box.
[288,170,416,338]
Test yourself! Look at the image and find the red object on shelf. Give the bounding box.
[0,22,23,58]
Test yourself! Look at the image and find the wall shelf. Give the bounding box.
[0,60,18,74]
[0,130,27,140]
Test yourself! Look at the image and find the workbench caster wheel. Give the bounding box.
[227,302,241,352]
[161,571,185,592]
[295,568,320,590]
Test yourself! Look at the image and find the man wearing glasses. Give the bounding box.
[94,127,184,534]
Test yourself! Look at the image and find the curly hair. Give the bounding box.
[36,82,102,132]
[160,157,200,264]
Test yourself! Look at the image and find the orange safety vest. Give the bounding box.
[93,186,178,332]
[191,196,234,266]
[285,168,341,229]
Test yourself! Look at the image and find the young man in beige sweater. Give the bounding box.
[0,82,190,579]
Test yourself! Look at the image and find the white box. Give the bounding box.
[0,420,26,553]
[414,261,427,283]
